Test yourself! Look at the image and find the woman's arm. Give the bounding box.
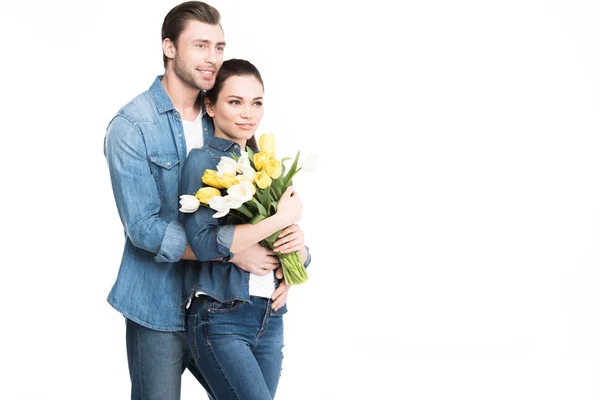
[181,150,303,261]
[229,186,302,253]
[182,149,235,261]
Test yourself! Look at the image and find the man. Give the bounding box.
[104,2,289,399]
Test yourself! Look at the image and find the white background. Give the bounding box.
[2,0,600,399]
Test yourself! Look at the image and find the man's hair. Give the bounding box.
[161,1,221,68]
[206,59,264,151]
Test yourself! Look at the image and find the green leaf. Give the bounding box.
[257,188,271,213]
[246,147,255,163]
[250,198,268,216]
[236,204,254,219]
[250,214,267,224]
[283,151,301,187]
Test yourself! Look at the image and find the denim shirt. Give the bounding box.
[181,136,312,307]
[104,76,216,331]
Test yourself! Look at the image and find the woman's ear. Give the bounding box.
[205,98,215,117]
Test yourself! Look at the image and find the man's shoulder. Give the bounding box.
[115,89,158,125]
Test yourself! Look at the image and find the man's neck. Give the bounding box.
[161,70,201,121]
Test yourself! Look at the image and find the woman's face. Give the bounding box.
[206,75,264,145]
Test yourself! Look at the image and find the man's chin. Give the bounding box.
[197,79,216,92]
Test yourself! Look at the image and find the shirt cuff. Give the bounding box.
[303,245,312,268]
[154,221,187,263]
[216,224,235,261]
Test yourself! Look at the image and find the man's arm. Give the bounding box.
[104,116,187,262]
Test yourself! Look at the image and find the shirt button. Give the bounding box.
[204,127,207,131]
[179,133,183,137]
[167,162,171,166]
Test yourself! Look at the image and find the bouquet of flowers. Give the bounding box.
[179,133,318,285]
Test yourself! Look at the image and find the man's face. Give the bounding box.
[171,20,225,91]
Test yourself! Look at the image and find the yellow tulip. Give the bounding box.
[254,171,272,189]
[202,170,226,189]
[259,133,276,158]
[266,158,282,179]
[220,173,237,189]
[254,151,269,171]
[195,187,221,204]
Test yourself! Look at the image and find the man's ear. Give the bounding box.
[162,38,176,62]
[205,98,215,117]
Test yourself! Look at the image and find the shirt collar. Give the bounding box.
[149,75,175,114]
[206,136,240,153]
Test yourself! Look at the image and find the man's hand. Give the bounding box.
[271,267,290,311]
[181,244,197,260]
[230,243,279,276]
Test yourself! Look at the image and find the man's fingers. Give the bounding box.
[264,255,280,264]
[254,268,271,276]
[271,287,284,301]
[275,267,284,279]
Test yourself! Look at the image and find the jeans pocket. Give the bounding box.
[270,303,288,316]
[208,299,242,313]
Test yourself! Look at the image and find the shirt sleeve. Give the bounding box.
[181,149,235,261]
[303,245,312,268]
[104,115,187,262]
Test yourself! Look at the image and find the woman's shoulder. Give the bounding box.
[186,146,219,168]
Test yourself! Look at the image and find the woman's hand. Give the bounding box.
[275,186,302,227]
[273,224,305,254]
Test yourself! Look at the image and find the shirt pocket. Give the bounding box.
[148,152,181,200]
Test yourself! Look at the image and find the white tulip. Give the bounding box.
[301,153,320,172]
[225,194,244,210]
[237,153,252,172]
[227,181,255,203]
[240,166,256,182]
[208,196,231,218]
[217,156,238,176]
[179,195,200,213]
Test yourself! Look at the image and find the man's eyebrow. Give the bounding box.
[191,39,226,46]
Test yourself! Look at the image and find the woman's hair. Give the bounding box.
[161,1,221,68]
[206,59,264,150]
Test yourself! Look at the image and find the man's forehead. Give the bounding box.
[181,20,224,41]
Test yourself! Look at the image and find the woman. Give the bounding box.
[181,59,311,399]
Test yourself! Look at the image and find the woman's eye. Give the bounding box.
[229,100,240,105]
[253,102,263,106]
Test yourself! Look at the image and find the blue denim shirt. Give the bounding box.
[104,76,218,331]
[181,136,312,307]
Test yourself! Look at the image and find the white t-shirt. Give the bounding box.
[183,111,204,154]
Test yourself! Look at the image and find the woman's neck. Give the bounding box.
[214,129,246,149]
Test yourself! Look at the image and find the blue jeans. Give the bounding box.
[126,318,215,400]
[187,295,285,400]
